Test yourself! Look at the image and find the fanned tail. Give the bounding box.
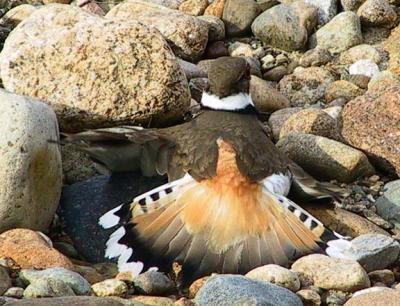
[99,173,349,284]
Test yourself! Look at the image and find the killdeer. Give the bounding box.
[63,57,350,284]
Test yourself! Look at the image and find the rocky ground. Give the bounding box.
[0,0,399,305]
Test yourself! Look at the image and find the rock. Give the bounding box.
[204,0,225,17]
[228,42,256,57]
[141,0,186,9]
[304,0,337,24]
[134,271,175,295]
[23,279,76,298]
[323,106,343,120]
[256,0,279,10]
[78,1,106,16]
[296,289,321,305]
[290,1,319,34]
[0,229,74,270]
[340,86,400,176]
[268,107,303,141]
[222,0,260,36]
[325,80,365,103]
[198,16,225,42]
[0,90,61,232]
[250,76,290,113]
[384,26,400,75]
[352,286,392,297]
[292,254,370,292]
[357,0,397,28]
[339,44,381,64]
[92,279,128,297]
[245,264,300,292]
[251,4,308,51]
[345,288,400,305]
[0,267,11,295]
[299,48,332,67]
[278,67,335,106]
[177,58,207,80]
[195,275,302,306]
[20,268,91,295]
[61,144,99,184]
[336,234,400,272]
[279,108,341,140]
[3,287,24,298]
[74,265,106,285]
[344,74,371,89]
[0,4,36,28]
[375,180,400,231]
[107,1,208,62]
[302,205,391,237]
[263,65,289,82]
[349,59,380,78]
[189,77,208,102]
[59,173,166,263]
[2,296,132,306]
[341,0,365,10]
[204,41,229,59]
[179,0,208,15]
[188,277,208,299]
[309,12,362,54]
[130,296,175,305]
[368,270,395,286]
[369,71,400,91]
[276,133,374,182]
[1,5,190,132]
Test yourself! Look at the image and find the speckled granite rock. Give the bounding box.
[0,4,190,132]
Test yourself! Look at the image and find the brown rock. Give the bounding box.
[368,270,395,286]
[2,296,129,306]
[179,0,208,15]
[222,0,261,36]
[344,288,400,305]
[302,205,391,237]
[339,44,381,65]
[250,76,290,113]
[43,0,70,3]
[263,65,288,82]
[357,0,397,28]
[0,229,75,270]
[204,0,225,17]
[290,1,318,34]
[75,265,106,285]
[292,254,371,292]
[0,267,11,295]
[296,289,321,306]
[107,0,208,61]
[325,80,365,103]
[198,15,225,42]
[79,1,106,16]
[340,85,400,176]
[0,4,190,132]
[204,41,229,59]
[279,108,341,140]
[299,48,332,67]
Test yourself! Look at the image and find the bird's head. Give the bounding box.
[200,56,256,113]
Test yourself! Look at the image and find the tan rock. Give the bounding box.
[75,265,106,285]
[384,26,400,75]
[245,264,300,292]
[188,277,208,299]
[92,279,128,297]
[357,0,397,28]
[302,205,390,237]
[268,107,303,141]
[296,289,321,306]
[276,133,375,183]
[0,229,74,270]
[292,254,370,292]
[179,0,208,15]
[339,44,381,64]
[107,0,208,61]
[0,267,11,295]
[130,295,176,305]
[0,4,190,132]
[43,0,70,3]
[325,80,365,103]
[250,76,290,113]
[198,15,225,42]
[0,4,36,28]
[279,108,341,141]
[204,0,225,18]
[278,67,335,106]
[345,288,400,305]
[0,90,62,232]
[340,85,400,176]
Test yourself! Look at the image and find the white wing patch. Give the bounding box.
[262,172,292,196]
[201,92,254,111]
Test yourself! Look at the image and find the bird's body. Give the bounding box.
[62,57,350,284]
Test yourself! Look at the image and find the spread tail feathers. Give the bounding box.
[99,174,348,284]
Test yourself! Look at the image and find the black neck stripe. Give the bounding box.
[201,104,260,115]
